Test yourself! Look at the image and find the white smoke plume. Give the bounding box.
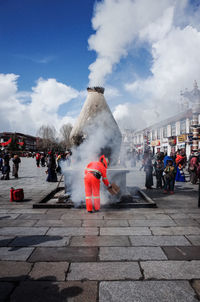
[61,111,122,205]
[88,0,200,128]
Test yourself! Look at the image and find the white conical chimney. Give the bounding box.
[70,87,122,164]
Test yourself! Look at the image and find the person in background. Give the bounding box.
[154,158,164,189]
[1,151,10,180]
[0,153,3,172]
[144,153,153,189]
[66,150,72,167]
[36,152,41,167]
[163,159,176,194]
[46,151,57,182]
[175,150,186,182]
[40,153,46,167]
[188,152,198,184]
[12,154,21,179]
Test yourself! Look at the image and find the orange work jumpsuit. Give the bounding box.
[84,155,110,212]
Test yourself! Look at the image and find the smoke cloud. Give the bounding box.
[61,111,122,205]
[88,0,200,128]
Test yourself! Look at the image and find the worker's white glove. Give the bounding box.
[108,184,112,189]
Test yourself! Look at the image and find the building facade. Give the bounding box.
[122,81,200,159]
[0,132,37,151]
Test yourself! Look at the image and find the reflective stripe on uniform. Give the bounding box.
[102,177,107,180]
[93,196,100,199]
[85,168,102,175]
[86,196,92,199]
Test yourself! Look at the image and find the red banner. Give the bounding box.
[0,138,12,146]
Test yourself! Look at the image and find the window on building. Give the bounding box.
[171,123,176,136]
[152,130,156,140]
[157,129,161,139]
[163,127,167,138]
[180,120,186,134]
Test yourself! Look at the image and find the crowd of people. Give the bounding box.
[0,149,72,182]
[0,151,21,180]
[140,149,200,194]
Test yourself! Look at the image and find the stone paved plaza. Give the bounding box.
[0,158,200,301]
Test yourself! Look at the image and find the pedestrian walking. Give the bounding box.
[1,152,10,180]
[12,154,21,178]
[154,159,164,189]
[46,152,57,182]
[36,152,41,167]
[163,159,176,194]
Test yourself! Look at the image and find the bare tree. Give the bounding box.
[60,123,72,149]
[36,125,57,151]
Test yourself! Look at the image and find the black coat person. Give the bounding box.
[144,158,153,189]
[1,153,10,180]
[46,153,57,182]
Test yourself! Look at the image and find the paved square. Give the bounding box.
[99,281,198,302]
[67,262,142,280]
[99,247,167,261]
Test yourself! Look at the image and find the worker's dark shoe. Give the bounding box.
[88,211,93,213]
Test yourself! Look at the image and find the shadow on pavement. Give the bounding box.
[0,235,64,250]
[0,275,83,302]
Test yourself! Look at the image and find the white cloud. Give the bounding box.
[89,0,200,128]
[0,74,80,135]
[88,0,176,86]
[113,103,147,130]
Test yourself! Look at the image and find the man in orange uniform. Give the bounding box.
[84,155,111,213]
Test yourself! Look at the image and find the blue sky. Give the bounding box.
[1,0,200,135]
[0,0,97,91]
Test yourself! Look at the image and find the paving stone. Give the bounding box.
[0,236,15,247]
[0,227,48,236]
[10,281,98,302]
[9,235,69,247]
[9,209,47,214]
[68,262,141,280]
[128,219,176,227]
[82,220,105,227]
[129,235,191,246]
[28,247,98,262]
[186,235,200,245]
[29,262,69,281]
[0,213,20,219]
[47,227,98,236]
[70,235,130,247]
[35,219,82,227]
[174,219,200,226]
[169,213,190,219]
[0,219,37,227]
[103,212,146,220]
[100,227,151,235]
[151,226,200,235]
[82,219,129,227]
[0,282,15,301]
[19,214,63,220]
[189,214,200,219]
[0,247,34,261]
[0,261,32,280]
[99,281,198,302]
[141,260,200,280]
[144,214,172,220]
[99,247,167,261]
[192,280,200,299]
[61,211,104,220]
[162,246,200,260]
